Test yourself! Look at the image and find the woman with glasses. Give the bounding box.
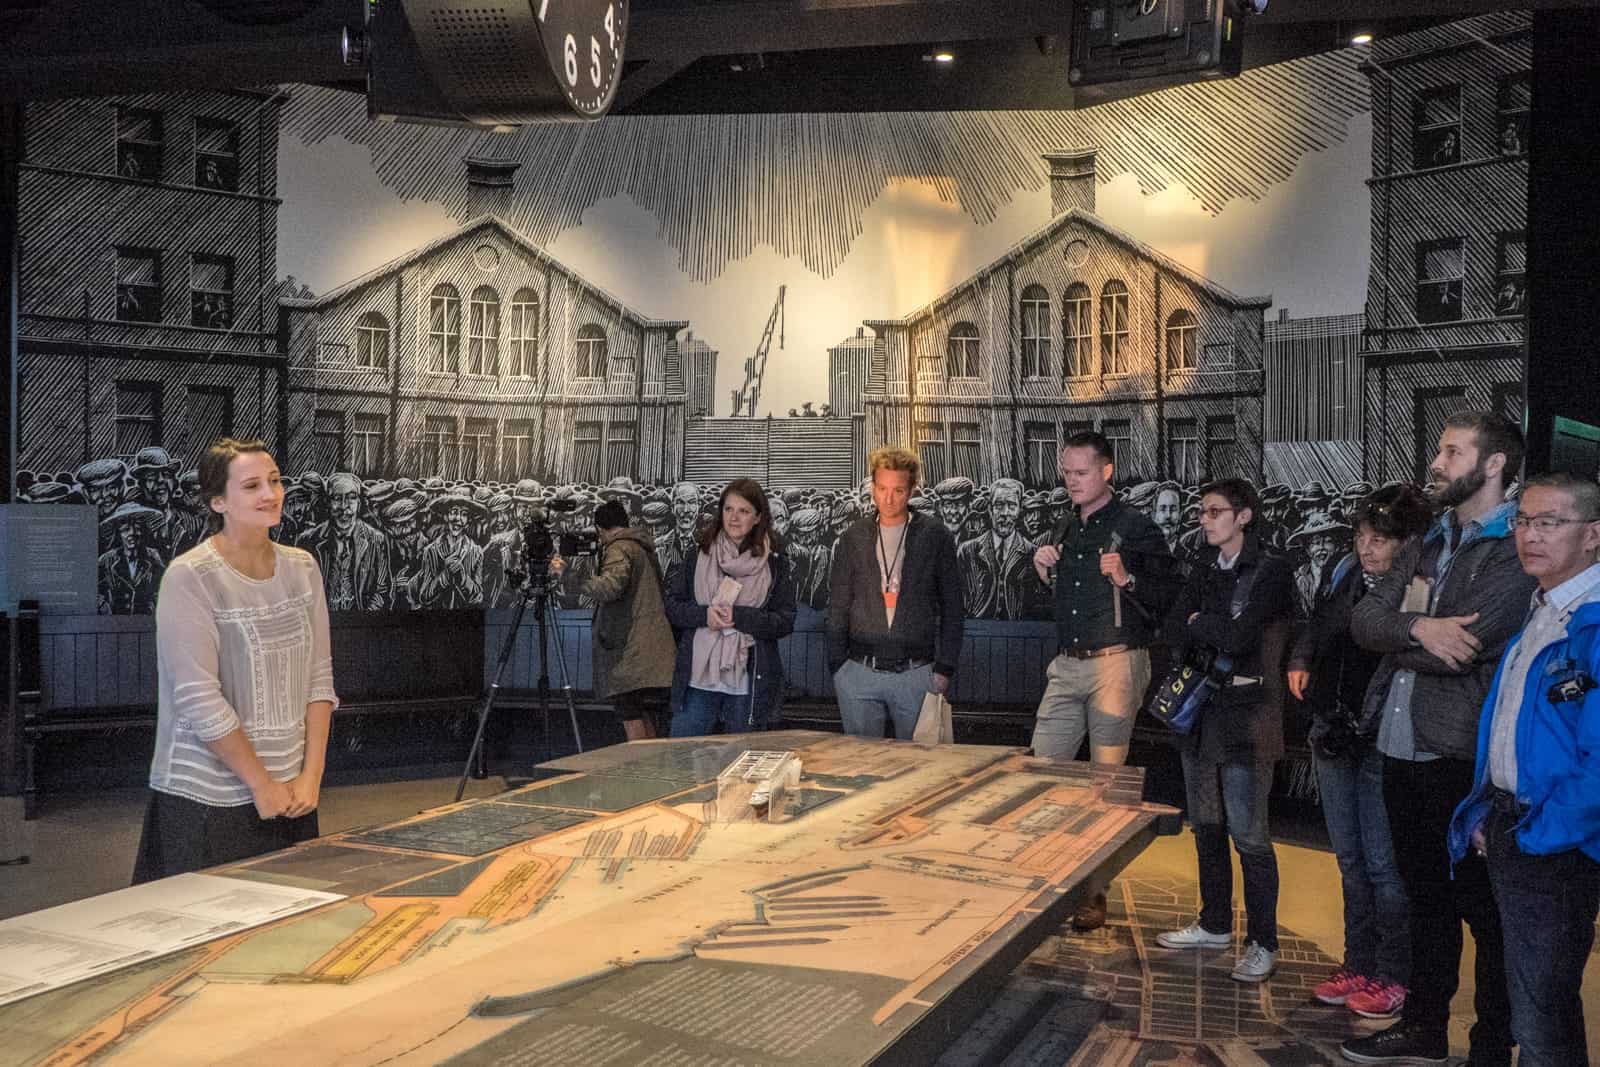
[1155,479,1296,984]
[1289,483,1433,1019]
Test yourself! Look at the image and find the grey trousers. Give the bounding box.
[833,659,932,740]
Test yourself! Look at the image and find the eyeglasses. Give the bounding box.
[1197,507,1236,520]
[1513,514,1596,532]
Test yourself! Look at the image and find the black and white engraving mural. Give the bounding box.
[11,14,1530,620]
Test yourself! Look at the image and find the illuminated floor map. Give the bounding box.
[0,732,1176,1067]
[936,876,1370,1067]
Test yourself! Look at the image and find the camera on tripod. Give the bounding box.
[520,498,600,582]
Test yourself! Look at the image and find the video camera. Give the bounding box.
[520,498,600,585]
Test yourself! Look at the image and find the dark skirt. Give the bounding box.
[131,789,319,885]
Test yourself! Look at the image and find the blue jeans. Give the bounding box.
[1315,744,1409,982]
[1485,804,1600,1067]
[669,687,756,738]
[1181,750,1279,951]
[831,659,930,740]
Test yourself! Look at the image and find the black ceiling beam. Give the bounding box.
[0,0,364,101]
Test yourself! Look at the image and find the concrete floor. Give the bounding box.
[4,774,1598,1063]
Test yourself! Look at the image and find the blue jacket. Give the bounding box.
[1448,600,1600,866]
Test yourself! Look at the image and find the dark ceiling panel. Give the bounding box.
[0,0,1590,110]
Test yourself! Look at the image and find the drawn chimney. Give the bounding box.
[463,157,521,220]
[1042,148,1097,217]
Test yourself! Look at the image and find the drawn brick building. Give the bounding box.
[16,90,286,476]
[1360,13,1529,482]
[859,148,1270,490]
[279,159,691,485]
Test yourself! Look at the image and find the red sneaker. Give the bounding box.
[1312,966,1368,1006]
[1346,977,1407,1019]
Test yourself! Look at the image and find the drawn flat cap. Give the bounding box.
[75,458,129,488]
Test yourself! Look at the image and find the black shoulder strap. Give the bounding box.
[1046,511,1078,548]
[1230,555,1264,619]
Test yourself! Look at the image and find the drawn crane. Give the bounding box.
[731,285,785,417]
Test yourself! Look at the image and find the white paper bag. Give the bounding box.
[913,692,954,745]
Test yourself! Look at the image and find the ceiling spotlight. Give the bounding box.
[1350,32,1375,45]
[932,50,955,63]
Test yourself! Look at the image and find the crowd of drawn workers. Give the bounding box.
[17,446,1374,624]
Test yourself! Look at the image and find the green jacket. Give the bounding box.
[582,527,676,699]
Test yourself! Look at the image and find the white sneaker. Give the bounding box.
[1155,921,1231,950]
[1230,942,1277,983]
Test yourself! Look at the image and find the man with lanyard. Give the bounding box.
[1447,472,1600,1067]
[1032,430,1177,930]
[828,446,965,740]
[1342,411,1536,1067]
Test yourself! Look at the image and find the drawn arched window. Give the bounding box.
[1165,309,1199,371]
[1100,280,1130,375]
[576,324,607,380]
[946,322,980,379]
[1062,283,1091,378]
[1020,285,1051,378]
[355,311,389,370]
[428,283,461,373]
[508,288,540,378]
[468,285,499,376]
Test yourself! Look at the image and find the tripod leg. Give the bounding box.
[545,599,586,754]
[455,590,531,804]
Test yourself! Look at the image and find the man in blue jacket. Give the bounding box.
[1448,472,1600,1067]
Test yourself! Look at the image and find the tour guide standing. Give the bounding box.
[1032,430,1176,931]
[1448,472,1600,1067]
[828,446,965,739]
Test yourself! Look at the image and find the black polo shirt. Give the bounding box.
[1048,497,1173,653]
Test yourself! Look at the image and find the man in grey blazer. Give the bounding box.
[828,446,965,739]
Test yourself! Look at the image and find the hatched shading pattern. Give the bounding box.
[280,47,1370,282]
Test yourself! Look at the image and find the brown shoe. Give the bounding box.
[1070,892,1107,932]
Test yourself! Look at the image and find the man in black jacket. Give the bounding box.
[1340,411,1535,1067]
[828,446,965,739]
[1031,433,1177,929]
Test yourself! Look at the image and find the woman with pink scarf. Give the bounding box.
[663,478,798,735]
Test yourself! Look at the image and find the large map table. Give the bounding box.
[2,732,1179,1066]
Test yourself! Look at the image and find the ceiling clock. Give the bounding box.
[366,0,628,127]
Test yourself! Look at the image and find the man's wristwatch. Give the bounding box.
[1121,573,1137,593]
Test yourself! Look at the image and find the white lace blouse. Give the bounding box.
[149,540,339,806]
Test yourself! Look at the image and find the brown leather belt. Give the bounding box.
[1059,643,1130,660]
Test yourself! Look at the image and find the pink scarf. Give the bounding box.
[689,533,774,692]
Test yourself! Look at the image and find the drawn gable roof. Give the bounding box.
[884,208,1272,327]
[278,215,687,330]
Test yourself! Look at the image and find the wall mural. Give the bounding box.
[12,13,1531,626]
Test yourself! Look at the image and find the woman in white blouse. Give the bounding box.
[131,438,338,883]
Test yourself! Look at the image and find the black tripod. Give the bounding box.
[455,570,584,803]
